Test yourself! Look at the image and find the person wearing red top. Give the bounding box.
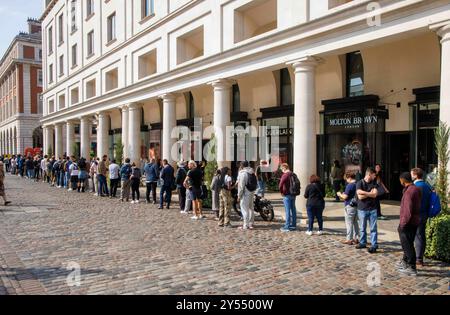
[279,163,297,232]
[396,172,422,276]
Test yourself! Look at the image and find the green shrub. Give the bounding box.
[425,214,450,263]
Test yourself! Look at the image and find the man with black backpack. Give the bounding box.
[279,163,300,232]
[237,161,258,230]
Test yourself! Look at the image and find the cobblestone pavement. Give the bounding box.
[0,175,448,295]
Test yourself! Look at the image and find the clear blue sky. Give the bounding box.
[0,0,43,58]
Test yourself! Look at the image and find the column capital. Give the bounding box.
[159,93,177,101]
[65,119,77,125]
[54,122,64,128]
[79,116,93,123]
[120,104,129,112]
[431,20,450,44]
[128,103,143,111]
[96,111,111,118]
[287,56,324,73]
[208,79,236,90]
[43,124,54,130]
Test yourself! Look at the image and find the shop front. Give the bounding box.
[259,105,295,169]
[320,95,387,186]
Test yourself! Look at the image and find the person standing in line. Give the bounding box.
[41,155,48,183]
[175,161,188,212]
[25,156,34,179]
[120,158,132,203]
[109,159,120,198]
[355,167,379,254]
[237,161,257,230]
[144,158,159,204]
[159,159,175,210]
[396,172,421,276]
[53,157,62,187]
[90,158,99,194]
[337,172,360,245]
[59,157,67,188]
[256,160,269,198]
[34,156,41,182]
[0,162,12,206]
[10,156,17,175]
[46,157,54,184]
[69,158,79,191]
[304,175,326,236]
[375,164,389,220]
[184,160,204,220]
[130,162,142,204]
[4,157,10,173]
[98,155,109,197]
[77,158,88,193]
[218,167,233,227]
[279,163,298,233]
[210,169,222,220]
[17,155,24,178]
[330,160,344,202]
[411,168,431,267]
[64,156,72,189]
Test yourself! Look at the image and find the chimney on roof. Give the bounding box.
[27,18,42,35]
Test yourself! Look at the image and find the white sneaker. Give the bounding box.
[135,200,140,204]
[306,231,313,236]
[131,200,135,204]
[68,188,73,191]
[180,211,188,214]
[191,216,198,220]
[317,230,323,235]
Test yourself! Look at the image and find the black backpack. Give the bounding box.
[246,172,258,192]
[289,173,301,196]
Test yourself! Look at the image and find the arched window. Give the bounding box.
[232,84,240,112]
[187,92,195,119]
[346,51,364,97]
[280,68,292,106]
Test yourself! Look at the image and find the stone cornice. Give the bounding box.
[41,0,450,125]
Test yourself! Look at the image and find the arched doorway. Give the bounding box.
[33,127,43,149]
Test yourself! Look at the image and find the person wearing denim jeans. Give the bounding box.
[356,167,379,254]
[357,209,378,249]
[279,163,297,232]
[304,175,326,235]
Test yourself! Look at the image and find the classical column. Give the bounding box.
[44,125,54,156]
[121,105,129,159]
[289,56,321,212]
[66,120,76,157]
[54,123,64,158]
[210,79,234,169]
[128,104,142,165]
[97,112,110,159]
[80,116,92,159]
[161,94,177,163]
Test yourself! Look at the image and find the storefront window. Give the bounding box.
[323,108,385,180]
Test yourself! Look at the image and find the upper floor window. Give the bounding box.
[71,44,78,67]
[58,14,64,44]
[142,0,155,19]
[59,55,64,76]
[37,70,43,87]
[48,64,54,83]
[71,0,77,32]
[86,0,94,17]
[48,26,53,54]
[87,30,94,56]
[346,51,364,97]
[107,12,116,43]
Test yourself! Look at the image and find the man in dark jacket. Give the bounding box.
[159,159,174,209]
[175,161,188,212]
[396,172,421,276]
[144,158,159,204]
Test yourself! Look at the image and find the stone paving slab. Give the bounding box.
[0,175,449,295]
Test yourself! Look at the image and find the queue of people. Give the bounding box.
[0,153,437,276]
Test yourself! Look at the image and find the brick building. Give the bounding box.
[0,18,43,156]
